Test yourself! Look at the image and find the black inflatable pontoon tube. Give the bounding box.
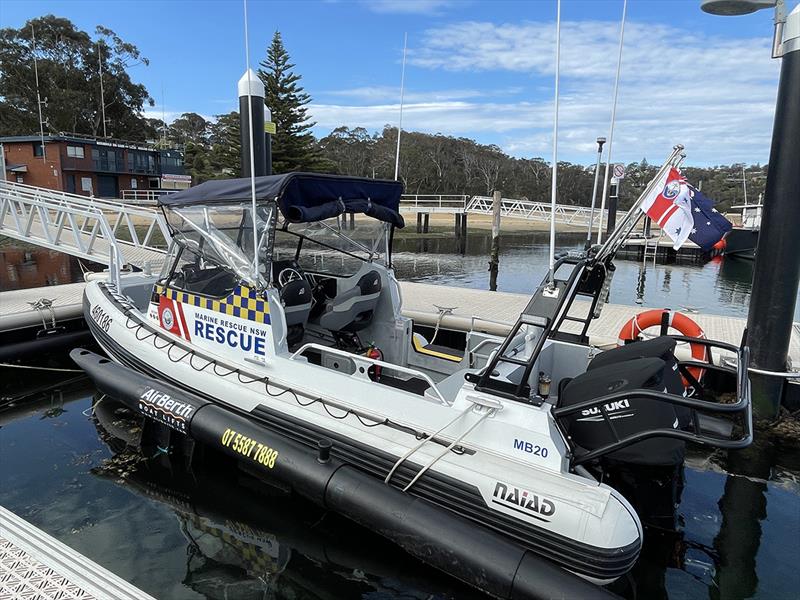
[0,330,93,362]
[70,349,618,600]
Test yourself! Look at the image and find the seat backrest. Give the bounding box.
[280,279,313,327]
[318,270,382,333]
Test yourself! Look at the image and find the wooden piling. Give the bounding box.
[489,190,501,291]
[417,213,423,234]
[459,212,467,254]
[423,213,430,233]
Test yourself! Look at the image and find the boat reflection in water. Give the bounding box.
[89,396,478,600]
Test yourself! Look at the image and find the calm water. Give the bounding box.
[1,233,799,599]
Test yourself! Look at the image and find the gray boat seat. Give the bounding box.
[280,279,312,346]
[315,270,382,333]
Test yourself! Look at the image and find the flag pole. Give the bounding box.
[547,0,562,287]
[596,0,627,244]
[394,32,408,182]
[595,145,683,262]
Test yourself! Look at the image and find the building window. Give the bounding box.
[131,178,137,189]
[33,142,44,157]
[81,177,93,192]
[66,145,85,158]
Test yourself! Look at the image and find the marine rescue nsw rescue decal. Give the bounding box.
[150,284,272,360]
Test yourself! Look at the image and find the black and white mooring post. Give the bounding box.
[238,68,267,177]
[702,0,800,418]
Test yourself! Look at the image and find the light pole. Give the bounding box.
[586,136,606,249]
[702,0,799,419]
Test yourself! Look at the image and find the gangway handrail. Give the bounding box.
[0,180,172,286]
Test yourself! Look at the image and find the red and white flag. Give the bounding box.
[639,167,693,249]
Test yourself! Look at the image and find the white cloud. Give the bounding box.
[310,19,779,166]
[363,0,461,15]
[321,85,522,103]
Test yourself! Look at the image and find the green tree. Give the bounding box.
[168,112,209,146]
[208,111,241,176]
[258,31,329,173]
[0,15,154,139]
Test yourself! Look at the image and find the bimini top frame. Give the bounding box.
[160,172,405,228]
[158,173,406,290]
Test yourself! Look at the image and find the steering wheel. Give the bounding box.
[278,267,303,288]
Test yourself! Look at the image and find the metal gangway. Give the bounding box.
[465,195,624,227]
[399,194,470,214]
[0,180,172,279]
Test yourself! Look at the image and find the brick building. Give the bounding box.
[0,134,190,198]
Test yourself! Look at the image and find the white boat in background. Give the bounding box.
[722,200,762,259]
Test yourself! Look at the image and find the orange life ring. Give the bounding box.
[618,309,707,386]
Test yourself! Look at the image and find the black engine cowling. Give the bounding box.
[559,337,687,466]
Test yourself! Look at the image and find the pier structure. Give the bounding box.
[0,505,153,600]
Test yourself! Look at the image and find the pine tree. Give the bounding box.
[258,31,329,173]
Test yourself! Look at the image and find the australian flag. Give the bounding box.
[686,185,732,251]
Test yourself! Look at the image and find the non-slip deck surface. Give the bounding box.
[0,281,86,330]
[0,506,153,600]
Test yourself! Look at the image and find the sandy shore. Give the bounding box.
[399,211,593,233]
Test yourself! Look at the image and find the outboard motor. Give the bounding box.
[558,337,687,466]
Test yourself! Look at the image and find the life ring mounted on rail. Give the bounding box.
[618,309,707,387]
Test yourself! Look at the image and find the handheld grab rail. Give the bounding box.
[290,342,450,405]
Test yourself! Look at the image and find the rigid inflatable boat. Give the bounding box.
[78,164,752,592]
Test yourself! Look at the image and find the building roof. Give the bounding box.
[0,134,161,153]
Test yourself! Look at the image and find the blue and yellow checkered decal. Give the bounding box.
[155,284,271,324]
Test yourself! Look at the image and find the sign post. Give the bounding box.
[606,175,621,235]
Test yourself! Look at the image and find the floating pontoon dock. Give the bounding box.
[0,282,85,333]
[2,279,798,364]
[0,506,154,600]
[401,281,800,362]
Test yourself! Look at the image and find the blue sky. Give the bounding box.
[1,0,783,166]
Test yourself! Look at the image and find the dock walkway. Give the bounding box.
[0,506,153,600]
[399,281,800,363]
[2,279,797,364]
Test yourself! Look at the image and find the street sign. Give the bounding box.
[613,163,626,179]
[264,121,277,135]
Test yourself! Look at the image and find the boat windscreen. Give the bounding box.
[282,217,389,263]
[165,202,274,287]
